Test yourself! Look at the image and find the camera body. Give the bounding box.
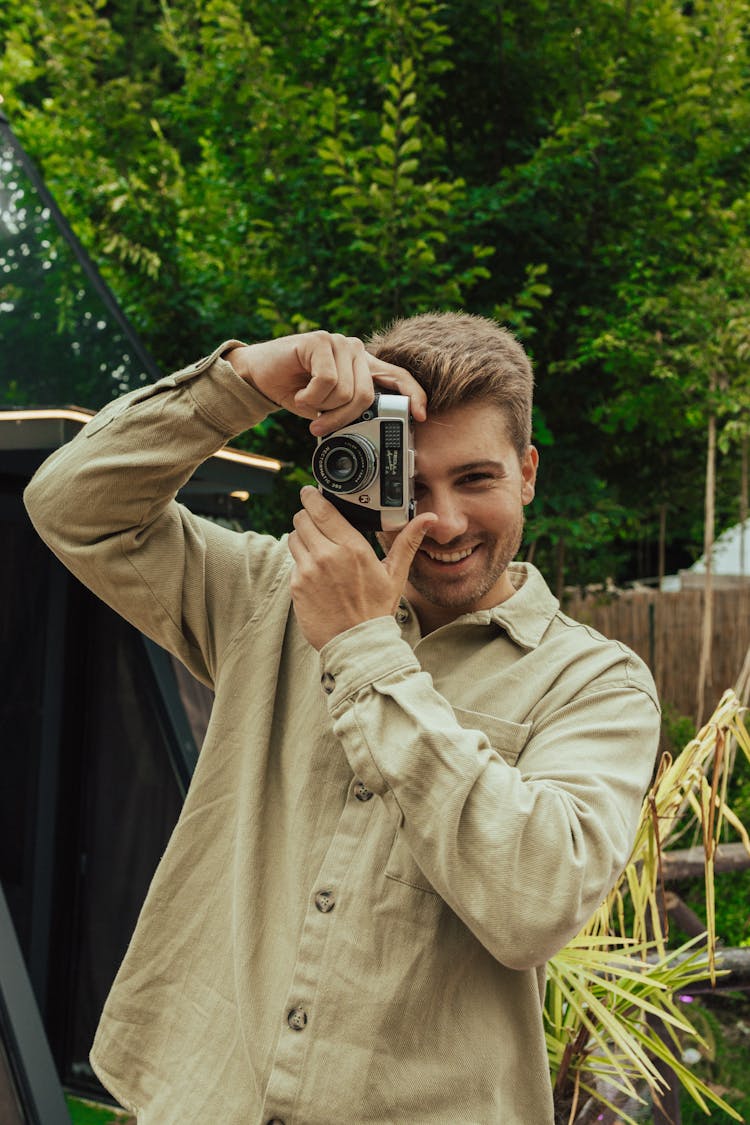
[311,394,416,531]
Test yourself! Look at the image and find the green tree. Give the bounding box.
[2,0,750,580]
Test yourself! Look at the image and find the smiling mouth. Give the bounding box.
[421,545,478,564]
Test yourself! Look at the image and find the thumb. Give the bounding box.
[382,512,438,588]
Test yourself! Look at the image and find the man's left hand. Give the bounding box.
[288,486,437,650]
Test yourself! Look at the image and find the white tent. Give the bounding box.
[667,521,750,590]
[690,521,750,576]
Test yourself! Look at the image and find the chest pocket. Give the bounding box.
[384,709,532,895]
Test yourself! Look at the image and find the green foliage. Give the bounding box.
[661,705,697,761]
[678,995,750,1124]
[2,0,750,582]
[671,729,750,950]
[315,54,492,327]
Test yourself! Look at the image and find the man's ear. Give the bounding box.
[521,445,539,506]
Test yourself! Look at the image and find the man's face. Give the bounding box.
[379,401,538,633]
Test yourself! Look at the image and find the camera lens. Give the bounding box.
[312,435,377,494]
[328,450,358,483]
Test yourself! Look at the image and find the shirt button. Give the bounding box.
[395,606,409,624]
[354,780,373,802]
[321,671,336,694]
[287,1007,308,1031]
[315,890,335,913]
[267,1120,285,1125]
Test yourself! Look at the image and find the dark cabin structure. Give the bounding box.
[0,113,281,1120]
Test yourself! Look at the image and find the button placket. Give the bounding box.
[261,769,376,1121]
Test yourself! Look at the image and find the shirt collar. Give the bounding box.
[400,562,559,650]
[485,562,559,650]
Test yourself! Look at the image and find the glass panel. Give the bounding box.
[63,596,183,1092]
[0,510,50,954]
[0,500,185,1096]
[0,128,154,410]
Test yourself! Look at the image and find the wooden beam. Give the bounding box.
[692,947,750,990]
[662,842,750,881]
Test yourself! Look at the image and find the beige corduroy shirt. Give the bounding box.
[24,345,661,1125]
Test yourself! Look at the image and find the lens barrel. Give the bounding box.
[312,435,378,494]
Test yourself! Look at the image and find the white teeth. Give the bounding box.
[424,546,475,563]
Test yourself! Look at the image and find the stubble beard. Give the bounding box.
[407,514,525,611]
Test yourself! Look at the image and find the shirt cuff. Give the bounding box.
[170,340,280,436]
[318,616,421,710]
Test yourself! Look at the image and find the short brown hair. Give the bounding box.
[367,311,534,458]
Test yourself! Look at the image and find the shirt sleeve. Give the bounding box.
[319,615,661,971]
[23,342,285,687]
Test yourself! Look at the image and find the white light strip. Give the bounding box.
[214,446,283,473]
[0,406,95,424]
[0,407,283,473]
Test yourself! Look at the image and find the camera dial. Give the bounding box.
[312,434,378,494]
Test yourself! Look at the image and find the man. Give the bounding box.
[24,313,660,1124]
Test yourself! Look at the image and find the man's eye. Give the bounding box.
[460,473,493,485]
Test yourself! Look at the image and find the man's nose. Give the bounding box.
[424,493,469,544]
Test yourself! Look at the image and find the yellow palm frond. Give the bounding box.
[546,688,750,1123]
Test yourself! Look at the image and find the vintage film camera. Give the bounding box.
[311,394,416,531]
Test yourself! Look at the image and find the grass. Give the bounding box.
[65,1094,134,1124]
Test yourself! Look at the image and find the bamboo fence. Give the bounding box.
[562,584,750,720]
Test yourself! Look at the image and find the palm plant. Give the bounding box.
[546,688,750,1124]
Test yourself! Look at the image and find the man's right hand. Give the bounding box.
[224,331,427,435]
